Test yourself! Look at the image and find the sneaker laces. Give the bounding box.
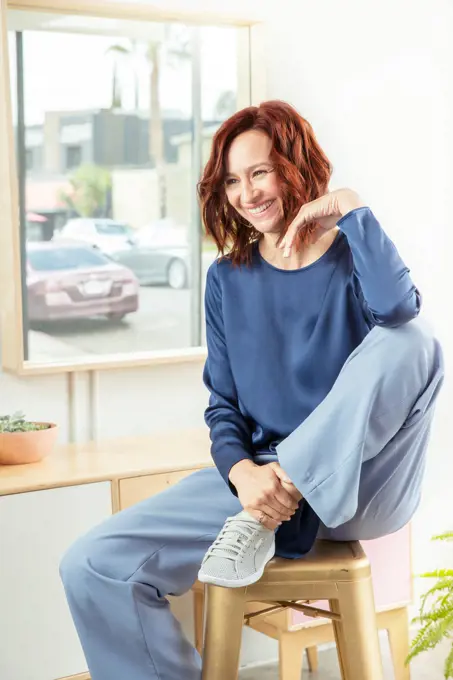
[203,515,262,562]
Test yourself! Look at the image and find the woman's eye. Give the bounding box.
[225,169,270,186]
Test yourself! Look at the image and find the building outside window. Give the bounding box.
[65,144,82,170]
[6,9,246,364]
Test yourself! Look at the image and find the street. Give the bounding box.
[28,253,214,361]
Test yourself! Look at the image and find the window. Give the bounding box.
[28,246,111,272]
[5,9,247,364]
[65,144,82,170]
[94,221,132,236]
[25,148,33,170]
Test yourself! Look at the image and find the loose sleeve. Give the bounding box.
[203,263,255,490]
[338,207,421,327]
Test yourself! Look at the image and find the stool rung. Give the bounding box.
[274,600,341,621]
[244,604,287,622]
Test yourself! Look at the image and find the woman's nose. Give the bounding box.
[241,181,257,204]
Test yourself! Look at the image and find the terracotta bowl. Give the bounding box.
[0,423,58,465]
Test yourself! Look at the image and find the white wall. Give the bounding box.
[1,0,452,670]
[257,0,453,664]
[264,0,452,339]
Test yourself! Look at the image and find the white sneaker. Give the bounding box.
[198,510,275,588]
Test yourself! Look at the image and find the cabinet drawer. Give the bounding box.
[119,469,199,509]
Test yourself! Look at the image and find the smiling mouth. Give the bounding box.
[247,199,275,217]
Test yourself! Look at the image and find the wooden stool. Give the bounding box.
[197,539,384,680]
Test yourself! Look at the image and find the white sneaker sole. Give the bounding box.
[197,542,276,589]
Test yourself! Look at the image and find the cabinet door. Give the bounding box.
[0,483,112,680]
[119,469,199,510]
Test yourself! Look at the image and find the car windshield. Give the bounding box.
[28,247,110,271]
[95,222,130,236]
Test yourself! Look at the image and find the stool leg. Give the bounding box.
[306,646,318,672]
[193,588,205,655]
[329,600,348,680]
[387,608,411,680]
[279,632,304,680]
[330,578,384,680]
[201,585,247,680]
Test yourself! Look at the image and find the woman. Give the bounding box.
[60,101,444,680]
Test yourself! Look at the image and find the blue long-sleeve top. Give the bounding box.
[203,207,421,488]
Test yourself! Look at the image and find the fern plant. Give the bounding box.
[407,531,453,678]
[0,412,49,433]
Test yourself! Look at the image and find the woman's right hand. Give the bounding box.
[229,460,302,530]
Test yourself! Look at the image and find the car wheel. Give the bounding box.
[167,258,188,290]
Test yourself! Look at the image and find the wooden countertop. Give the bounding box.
[0,429,213,496]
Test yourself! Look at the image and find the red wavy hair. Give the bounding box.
[198,100,332,265]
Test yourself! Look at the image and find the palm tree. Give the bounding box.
[105,27,191,218]
[214,90,236,119]
[105,42,140,111]
[147,40,165,218]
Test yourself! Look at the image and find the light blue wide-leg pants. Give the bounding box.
[60,319,444,680]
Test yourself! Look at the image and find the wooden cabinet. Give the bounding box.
[118,469,198,510]
[0,483,112,680]
[0,430,213,679]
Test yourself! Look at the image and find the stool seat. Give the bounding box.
[258,539,369,583]
[200,539,385,680]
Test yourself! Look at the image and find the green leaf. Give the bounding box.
[408,533,453,678]
[444,642,453,678]
[432,532,453,542]
[420,570,453,580]
[419,579,453,613]
[417,602,453,624]
[0,412,49,432]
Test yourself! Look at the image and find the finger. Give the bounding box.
[269,462,293,484]
[281,479,303,503]
[269,464,303,504]
[282,216,319,255]
[280,224,299,255]
[266,468,297,509]
[280,199,325,252]
[252,500,292,523]
[263,485,297,516]
[274,485,300,510]
[261,516,280,531]
[262,499,294,521]
[247,507,280,531]
[261,466,297,514]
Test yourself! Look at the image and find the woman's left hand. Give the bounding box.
[280,188,366,256]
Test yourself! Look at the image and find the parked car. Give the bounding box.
[111,245,189,289]
[111,218,188,289]
[134,219,187,247]
[26,242,139,322]
[54,218,136,255]
[55,217,189,289]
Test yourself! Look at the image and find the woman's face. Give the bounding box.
[224,130,284,235]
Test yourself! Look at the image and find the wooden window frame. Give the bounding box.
[0,0,266,375]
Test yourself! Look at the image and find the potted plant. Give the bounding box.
[0,412,58,464]
[407,531,453,678]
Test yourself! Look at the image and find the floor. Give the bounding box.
[239,637,450,679]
